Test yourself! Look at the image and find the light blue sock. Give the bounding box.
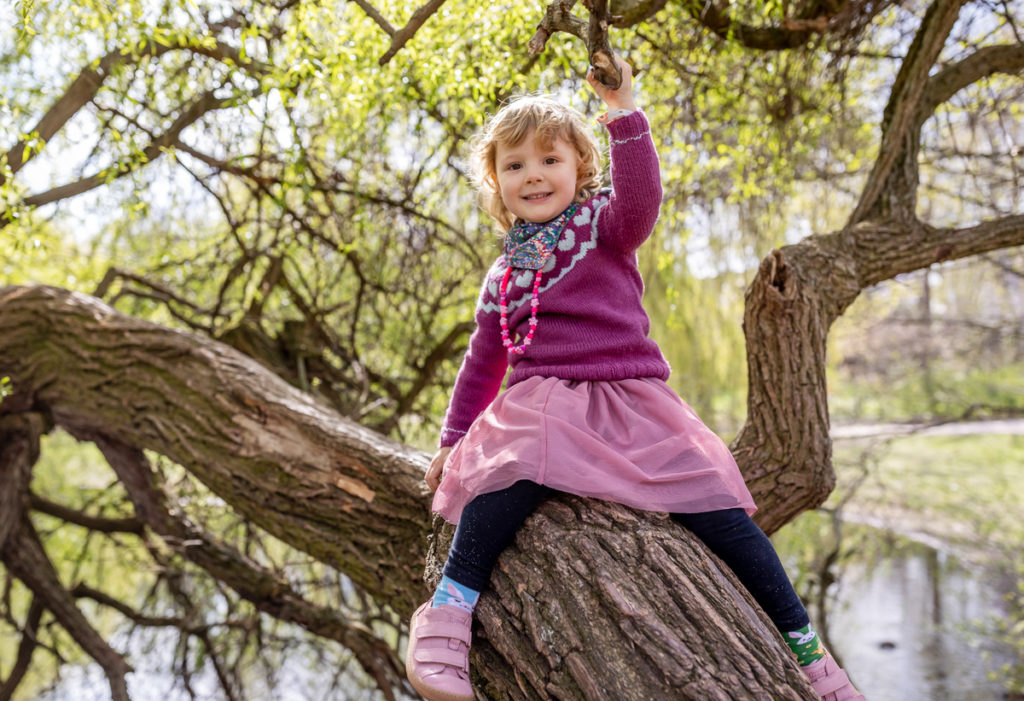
[432,575,480,613]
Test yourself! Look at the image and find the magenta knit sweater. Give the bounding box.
[440,110,669,448]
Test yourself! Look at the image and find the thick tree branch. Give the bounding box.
[851,213,1024,288]
[433,497,815,699]
[848,0,967,224]
[0,414,43,551]
[734,210,1024,532]
[0,284,432,616]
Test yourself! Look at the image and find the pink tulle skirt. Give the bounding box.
[432,376,755,524]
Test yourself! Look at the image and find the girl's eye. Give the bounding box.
[507,163,521,171]
[544,157,558,165]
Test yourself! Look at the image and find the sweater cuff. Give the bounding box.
[605,110,650,146]
[439,426,467,448]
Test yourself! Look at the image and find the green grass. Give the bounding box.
[828,433,1024,553]
[828,362,1024,423]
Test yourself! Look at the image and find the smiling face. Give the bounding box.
[494,131,580,224]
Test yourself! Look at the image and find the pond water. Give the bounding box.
[777,524,1019,701]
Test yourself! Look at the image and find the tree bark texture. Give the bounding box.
[429,498,812,700]
[734,214,1024,534]
[0,284,432,615]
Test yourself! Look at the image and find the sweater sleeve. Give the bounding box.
[438,278,509,448]
[595,110,663,253]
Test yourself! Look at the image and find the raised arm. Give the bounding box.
[586,56,663,252]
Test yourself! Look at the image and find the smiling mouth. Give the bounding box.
[523,193,551,200]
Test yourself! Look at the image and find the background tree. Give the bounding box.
[1,0,1022,699]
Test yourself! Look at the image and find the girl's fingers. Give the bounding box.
[425,447,452,492]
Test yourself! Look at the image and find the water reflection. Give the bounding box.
[777,522,1016,701]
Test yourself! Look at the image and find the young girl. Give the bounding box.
[405,56,865,701]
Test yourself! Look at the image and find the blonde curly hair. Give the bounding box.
[470,95,603,231]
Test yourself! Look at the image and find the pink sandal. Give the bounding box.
[405,601,475,701]
[801,654,866,700]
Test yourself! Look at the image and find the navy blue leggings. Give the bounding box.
[443,480,809,632]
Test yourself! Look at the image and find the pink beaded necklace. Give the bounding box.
[500,203,579,355]
[499,267,541,355]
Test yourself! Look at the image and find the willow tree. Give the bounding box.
[2,0,1023,699]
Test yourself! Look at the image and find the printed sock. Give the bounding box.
[431,575,480,614]
[785,623,826,666]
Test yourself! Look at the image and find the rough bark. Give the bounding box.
[0,414,43,551]
[430,499,812,700]
[0,285,432,616]
[735,214,1024,533]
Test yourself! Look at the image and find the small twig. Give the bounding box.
[529,1,586,55]
[349,0,395,35]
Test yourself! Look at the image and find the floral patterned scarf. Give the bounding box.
[503,203,579,270]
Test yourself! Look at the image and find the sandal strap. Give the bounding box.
[418,622,472,645]
[413,646,469,670]
[813,667,852,696]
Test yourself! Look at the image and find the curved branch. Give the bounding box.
[733,210,1024,532]
[916,43,1024,123]
[0,518,132,701]
[852,212,1024,288]
[848,0,967,224]
[0,414,43,551]
[0,284,431,615]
